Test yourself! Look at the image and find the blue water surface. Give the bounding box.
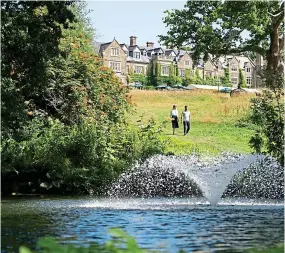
[1,197,284,252]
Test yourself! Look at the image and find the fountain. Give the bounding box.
[2,153,283,253]
[108,153,283,205]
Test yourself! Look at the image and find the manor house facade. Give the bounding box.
[94,36,264,88]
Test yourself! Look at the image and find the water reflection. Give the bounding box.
[1,197,284,252]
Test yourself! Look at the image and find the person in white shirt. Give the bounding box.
[170,105,179,135]
[181,105,191,136]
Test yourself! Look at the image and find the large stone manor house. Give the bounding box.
[94,36,264,88]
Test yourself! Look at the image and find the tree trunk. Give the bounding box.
[267,3,284,72]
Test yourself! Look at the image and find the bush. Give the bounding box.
[249,70,284,166]
[1,3,148,195]
[2,117,166,195]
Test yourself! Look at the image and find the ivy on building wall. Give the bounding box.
[132,74,147,84]
[127,65,147,84]
[169,63,175,77]
[239,68,246,88]
[185,69,191,79]
[154,62,162,86]
[175,66,179,77]
[222,67,230,87]
[155,62,161,77]
[146,62,155,85]
[155,76,182,86]
[202,75,220,86]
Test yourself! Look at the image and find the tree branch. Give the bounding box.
[209,44,266,58]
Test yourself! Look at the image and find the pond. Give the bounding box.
[1,197,284,252]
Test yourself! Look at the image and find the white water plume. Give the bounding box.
[185,154,264,205]
[108,153,282,205]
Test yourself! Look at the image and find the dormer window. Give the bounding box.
[246,67,251,73]
[143,51,147,56]
[111,48,119,56]
[134,52,141,59]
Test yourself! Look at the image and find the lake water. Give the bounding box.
[1,197,284,252]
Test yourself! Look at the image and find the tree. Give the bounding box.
[249,71,284,166]
[2,2,165,194]
[1,1,75,136]
[158,0,284,72]
[49,3,130,125]
[159,0,284,164]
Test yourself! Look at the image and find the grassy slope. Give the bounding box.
[128,90,255,155]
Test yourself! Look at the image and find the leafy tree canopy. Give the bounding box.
[1,1,130,137]
[1,1,75,136]
[159,0,284,71]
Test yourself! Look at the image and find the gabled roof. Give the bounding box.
[153,47,164,53]
[204,58,219,69]
[219,55,255,68]
[177,51,192,60]
[164,49,176,56]
[128,45,141,52]
[237,56,255,68]
[120,43,128,50]
[98,38,123,54]
[99,42,112,53]
[173,49,187,56]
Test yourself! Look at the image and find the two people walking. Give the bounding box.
[170,105,191,135]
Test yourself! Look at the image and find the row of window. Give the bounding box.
[111,47,145,58]
[162,66,190,76]
[109,61,253,85]
[231,77,252,85]
[127,65,145,74]
[111,47,192,65]
[110,62,146,74]
[231,65,251,72]
[112,48,253,74]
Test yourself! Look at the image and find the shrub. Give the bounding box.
[2,117,166,195]
[249,70,284,166]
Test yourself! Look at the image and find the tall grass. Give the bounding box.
[128,90,255,154]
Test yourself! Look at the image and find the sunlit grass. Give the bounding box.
[128,90,255,154]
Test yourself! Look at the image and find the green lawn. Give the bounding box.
[128,89,255,155]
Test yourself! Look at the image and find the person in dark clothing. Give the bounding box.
[170,105,179,135]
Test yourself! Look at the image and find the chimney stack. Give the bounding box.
[130,36,137,46]
[146,42,154,48]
